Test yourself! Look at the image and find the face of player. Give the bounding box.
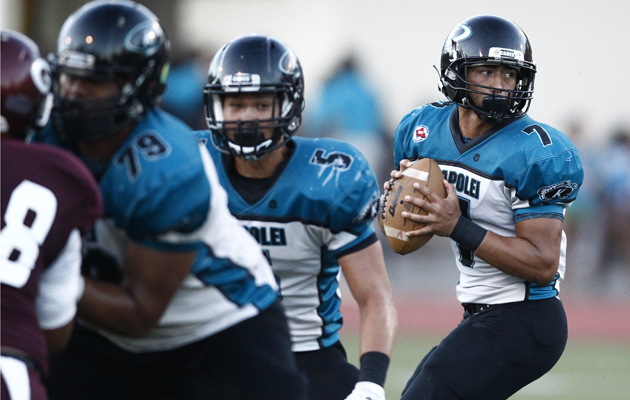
[222,92,279,142]
[59,73,121,102]
[466,64,518,107]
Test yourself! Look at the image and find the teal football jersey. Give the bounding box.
[201,134,380,351]
[43,109,278,352]
[394,102,584,304]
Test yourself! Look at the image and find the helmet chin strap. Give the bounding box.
[463,95,508,122]
[481,96,508,116]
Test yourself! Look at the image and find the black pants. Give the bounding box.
[48,301,307,400]
[295,341,359,400]
[401,297,568,400]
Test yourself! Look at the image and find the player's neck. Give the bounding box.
[457,106,497,139]
[234,145,287,179]
[76,125,133,161]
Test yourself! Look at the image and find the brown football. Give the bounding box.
[380,158,446,255]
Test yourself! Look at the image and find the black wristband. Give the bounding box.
[358,351,390,387]
[449,215,487,253]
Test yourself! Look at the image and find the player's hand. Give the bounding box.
[383,159,414,192]
[382,159,414,212]
[401,178,461,237]
[344,381,385,400]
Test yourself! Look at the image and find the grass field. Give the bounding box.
[340,332,630,399]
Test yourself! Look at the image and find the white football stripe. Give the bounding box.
[384,226,409,242]
[402,169,429,182]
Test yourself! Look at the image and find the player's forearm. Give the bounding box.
[474,230,560,285]
[43,322,74,354]
[358,297,397,357]
[78,277,158,337]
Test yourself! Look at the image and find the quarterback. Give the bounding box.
[389,15,584,399]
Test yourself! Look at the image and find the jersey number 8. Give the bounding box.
[1,180,57,288]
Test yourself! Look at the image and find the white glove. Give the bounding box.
[344,381,385,400]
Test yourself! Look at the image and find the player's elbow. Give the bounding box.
[358,290,397,322]
[532,257,560,286]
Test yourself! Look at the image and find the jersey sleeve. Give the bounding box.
[104,131,212,248]
[126,162,211,246]
[510,143,584,221]
[326,154,380,256]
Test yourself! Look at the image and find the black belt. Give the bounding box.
[462,303,493,315]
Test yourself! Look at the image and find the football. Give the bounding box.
[380,158,446,255]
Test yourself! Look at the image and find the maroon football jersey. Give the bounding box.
[1,138,102,376]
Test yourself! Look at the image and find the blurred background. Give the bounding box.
[3,0,630,398]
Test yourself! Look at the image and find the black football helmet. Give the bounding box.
[1,30,53,140]
[439,15,536,120]
[204,34,305,161]
[50,0,170,141]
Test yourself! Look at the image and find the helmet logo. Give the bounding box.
[413,125,429,143]
[31,57,51,95]
[279,50,300,76]
[450,25,472,43]
[59,50,95,71]
[125,21,163,56]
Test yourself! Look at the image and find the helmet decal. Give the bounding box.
[279,50,300,76]
[449,24,472,44]
[124,21,163,56]
[30,58,52,95]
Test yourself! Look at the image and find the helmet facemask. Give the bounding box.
[442,58,535,120]
[205,88,300,161]
[51,63,147,142]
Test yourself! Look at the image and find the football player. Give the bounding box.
[39,1,306,399]
[200,34,397,400]
[387,15,584,399]
[1,30,102,400]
